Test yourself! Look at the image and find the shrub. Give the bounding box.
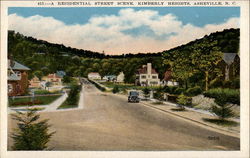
[174,88,185,95]
[231,77,240,89]
[88,79,106,91]
[185,86,202,96]
[154,91,164,100]
[67,85,81,105]
[223,80,233,88]
[209,78,223,88]
[11,109,55,150]
[154,87,164,100]
[177,94,192,107]
[221,78,240,89]
[163,86,177,94]
[211,103,235,120]
[142,87,150,99]
[204,88,239,120]
[203,88,240,105]
[167,94,178,102]
[163,86,186,95]
[112,86,120,94]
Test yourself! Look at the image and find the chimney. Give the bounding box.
[147,63,152,75]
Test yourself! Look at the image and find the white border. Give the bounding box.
[1,1,249,158]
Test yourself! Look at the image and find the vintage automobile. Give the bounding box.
[128,91,140,103]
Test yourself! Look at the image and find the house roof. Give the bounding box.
[30,76,40,81]
[8,73,20,81]
[8,61,30,71]
[56,71,66,77]
[223,53,237,65]
[137,67,158,74]
[47,73,62,79]
[163,70,172,81]
[104,75,116,77]
[88,72,100,76]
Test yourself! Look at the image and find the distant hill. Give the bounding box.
[7,28,239,82]
[162,28,239,54]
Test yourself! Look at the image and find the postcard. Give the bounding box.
[0,0,249,158]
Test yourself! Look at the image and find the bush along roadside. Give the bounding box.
[88,79,106,91]
[112,85,120,94]
[58,85,82,109]
[203,88,239,120]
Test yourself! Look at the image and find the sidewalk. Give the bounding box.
[8,85,86,113]
[8,92,68,113]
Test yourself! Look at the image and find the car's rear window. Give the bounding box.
[130,91,139,96]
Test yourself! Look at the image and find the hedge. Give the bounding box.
[203,88,240,105]
[185,86,202,97]
[88,79,106,91]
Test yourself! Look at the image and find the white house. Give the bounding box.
[161,70,179,86]
[136,63,160,86]
[42,73,62,86]
[103,75,116,82]
[116,72,124,83]
[88,72,101,80]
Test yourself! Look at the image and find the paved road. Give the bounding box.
[8,82,240,150]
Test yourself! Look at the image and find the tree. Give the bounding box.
[191,40,222,91]
[212,93,235,120]
[204,88,236,120]
[11,109,55,150]
[62,75,72,83]
[164,48,194,89]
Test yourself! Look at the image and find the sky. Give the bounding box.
[8,7,240,55]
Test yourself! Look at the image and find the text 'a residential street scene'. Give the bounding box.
[7,7,240,151]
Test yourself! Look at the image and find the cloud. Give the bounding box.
[8,9,239,55]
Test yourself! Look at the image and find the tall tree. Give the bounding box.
[191,40,222,90]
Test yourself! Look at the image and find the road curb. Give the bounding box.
[140,101,240,138]
[107,92,239,138]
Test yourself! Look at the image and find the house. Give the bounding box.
[103,75,117,82]
[88,72,101,80]
[42,73,62,86]
[136,63,160,86]
[116,72,125,83]
[8,60,30,96]
[219,53,240,81]
[29,76,41,88]
[161,70,179,86]
[56,71,66,78]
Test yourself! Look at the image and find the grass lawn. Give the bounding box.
[57,93,80,109]
[9,95,61,107]
[151,101,164,105]
[202,118,238,126]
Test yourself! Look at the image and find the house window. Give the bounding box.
[152,75,157,79]
[141,75,146,79]
[14,71,21,79]
[8,84,13,93]
[150,82,158,85]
